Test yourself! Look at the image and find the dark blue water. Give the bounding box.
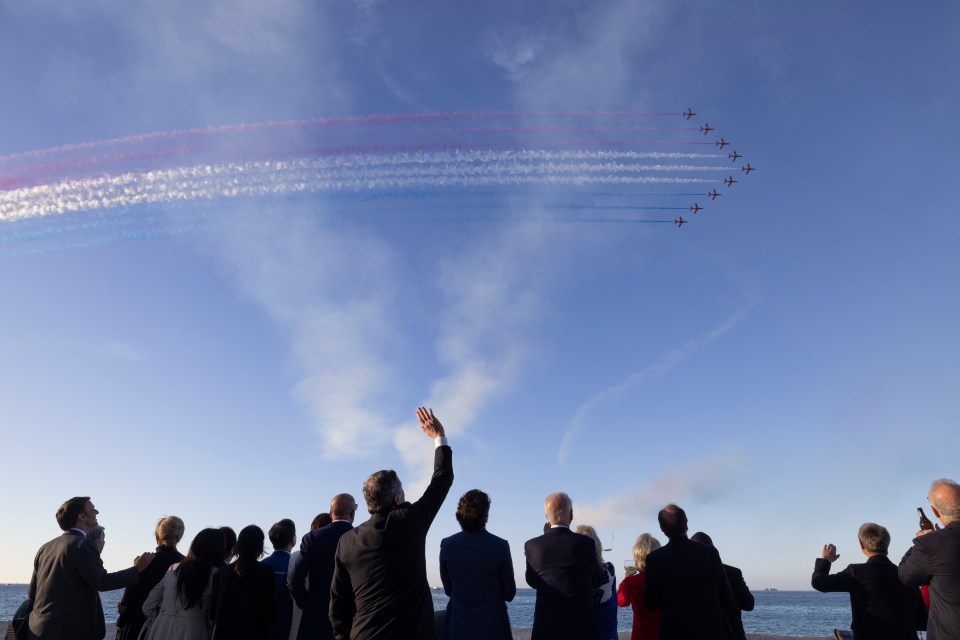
[1,585,851,636]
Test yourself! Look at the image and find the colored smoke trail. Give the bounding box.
[1,110,753,251]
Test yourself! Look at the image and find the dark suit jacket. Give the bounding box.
[330,445,453,640]
[524,527,607,640]
[262,551,294,640]
[289,520,354,640]
[439,529,516,640]
[210,561,277,640]
[724,564,754,640]
[116,545,184,640]
[643,536,736,640]
[26,530,139,640]
[813,555,926,640]
[899,521,960,640]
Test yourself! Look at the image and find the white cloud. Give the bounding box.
[208,210,401,459]
[574,455,742,529]
[481,26,547,80]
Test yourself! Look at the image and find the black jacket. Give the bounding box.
[330,445,453,640]
[813,554,926,640]
[900,521,960,640]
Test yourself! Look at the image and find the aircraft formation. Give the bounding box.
[677,108,756,228]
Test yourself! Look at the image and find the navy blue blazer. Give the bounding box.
[262,550,293,640]
[439,529,516,640]
[524,527,606,640]
[289,520,354,640]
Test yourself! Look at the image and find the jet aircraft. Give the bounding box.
[689,203,702,214]
[715,138,729,150]
[683,108,697,120]
[724,176,738,187]
[675,216,687,227]
[700,124,714,135]
[741,163,755,174]
[728,150,741,162]
[708,190,721,200]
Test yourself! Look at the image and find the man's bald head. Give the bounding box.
[331,493,358,523]
[658,503,688,540]
[929,479,960,523]
[544,492,573,526]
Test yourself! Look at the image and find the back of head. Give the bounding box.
[658,504,688,540]
[633,533,662,571]
[268,519,296,550]
[178,528,225,610]
[690,531,714,547]
[544,492,573,526]
[456,489,491,533]
[235,525,265,576]
[575,524,604,564]
[311,513,333,530]
[858,522,891,555]
[56,497,91,531]
[330,494,358,521]
[156,516,185,548]
[219,526,237,562]
[363,470,402,514]
[930,479,960,522]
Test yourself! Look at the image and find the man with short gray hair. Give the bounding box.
[524,492,606,640]
[900,479,960,639]
[814,523,927,639]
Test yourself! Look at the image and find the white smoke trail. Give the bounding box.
[2,155,721,222]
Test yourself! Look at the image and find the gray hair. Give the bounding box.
[858,522,890,554]
[363,469,403,514]
[930,479,960,521]
[544,492,573,526]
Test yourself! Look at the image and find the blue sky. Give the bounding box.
[2,1,959,593]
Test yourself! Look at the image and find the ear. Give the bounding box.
[932,505,942,519]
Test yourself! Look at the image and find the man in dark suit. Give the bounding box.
[263,518,297,640]
[330,407,453,640]
[289,494,358,640]
[643,503,736,640]
[900,478,960,640]
[26,497,154,640]
[691,531,755,640]
[524,491,606,640]
[439,489,516,640]
[813,523,927,640]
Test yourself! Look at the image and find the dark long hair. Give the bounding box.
[233,525,265,577]
[176,528,225,609]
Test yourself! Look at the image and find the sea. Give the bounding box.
[2,584,860,637]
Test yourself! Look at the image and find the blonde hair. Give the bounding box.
[575,524,605,564]
[156,516,185,547]
[633,533,661,571]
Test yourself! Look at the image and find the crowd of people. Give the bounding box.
[14,408,960,640]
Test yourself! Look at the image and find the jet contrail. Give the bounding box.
[1,110,753,249]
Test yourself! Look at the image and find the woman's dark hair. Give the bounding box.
[234,525,265,577]
[311,513,333,530]
[455,489,491,533]
[219,526,237,562]
[176,528,225,610]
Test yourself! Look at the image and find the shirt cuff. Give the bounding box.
[435,436,449,447]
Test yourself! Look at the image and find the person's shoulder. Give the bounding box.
[724,563,744,577]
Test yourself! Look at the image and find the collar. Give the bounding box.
[68,528,87,538]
